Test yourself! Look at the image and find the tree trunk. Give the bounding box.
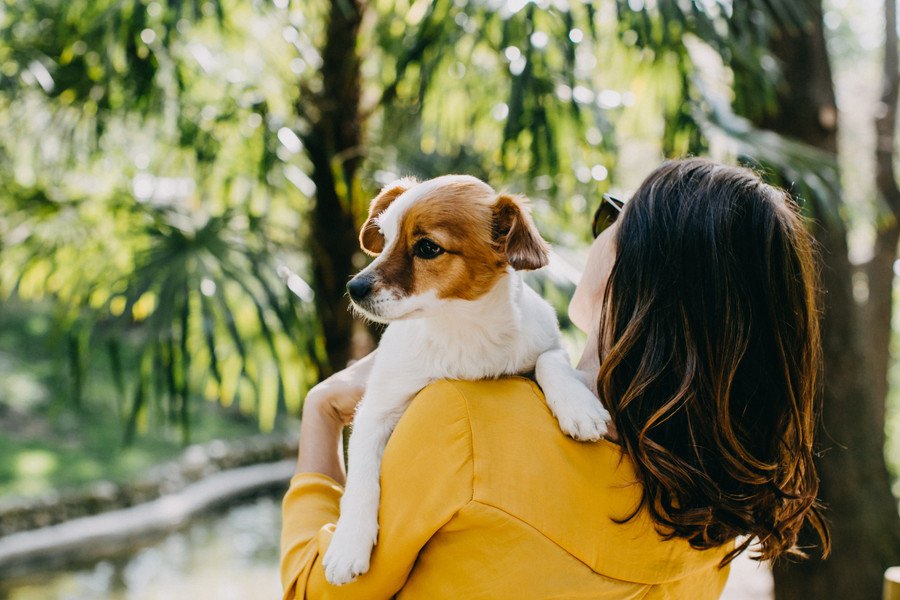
[752,2,900,599]
[302,0,366,376]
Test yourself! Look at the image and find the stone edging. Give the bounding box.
[0,434,298,537]
[0,459,296,579]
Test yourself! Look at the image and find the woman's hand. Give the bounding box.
[304,352,375,427]
[296,352,376,485]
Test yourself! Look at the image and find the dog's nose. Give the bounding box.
[347,277,372,300]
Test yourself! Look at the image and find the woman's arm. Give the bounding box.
[297,352,376,484]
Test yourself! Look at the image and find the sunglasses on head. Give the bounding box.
[592,193,625,238]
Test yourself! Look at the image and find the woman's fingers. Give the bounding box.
[305,350,377,426]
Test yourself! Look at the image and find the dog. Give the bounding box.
[321,174,611,585]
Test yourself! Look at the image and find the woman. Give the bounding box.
[280,158,830,599]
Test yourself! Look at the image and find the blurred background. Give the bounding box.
[0,0,898,598]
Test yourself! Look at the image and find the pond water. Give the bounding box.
[1,495,283,600]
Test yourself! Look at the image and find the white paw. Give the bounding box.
[547,380,610,442]
[322,517,378,586]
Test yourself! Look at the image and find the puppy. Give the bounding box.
[322,174,610,585]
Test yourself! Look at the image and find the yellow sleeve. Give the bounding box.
[279,472,344,597]
[280,380,474,600]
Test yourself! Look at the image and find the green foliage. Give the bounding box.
[0,299,286,498]
[0,0,318,443]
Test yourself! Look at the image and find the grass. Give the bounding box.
[0,299,297,500]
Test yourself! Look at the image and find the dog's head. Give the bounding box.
[347,175,550,322]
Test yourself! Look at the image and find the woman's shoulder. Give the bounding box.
[389,376,637,507]
[403,375,569,431]
[400,376,625,462]
[407,376,634,483]
[391,377,546,442]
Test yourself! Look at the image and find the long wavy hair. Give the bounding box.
[598,158,830,565]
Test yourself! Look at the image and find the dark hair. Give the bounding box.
[598,158,830,564]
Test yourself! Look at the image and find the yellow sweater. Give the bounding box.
[281,377,732,599]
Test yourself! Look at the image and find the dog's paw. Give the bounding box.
[322,519,377,586]
[548,380,610,442]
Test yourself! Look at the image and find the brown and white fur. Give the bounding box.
[322,175,610,585]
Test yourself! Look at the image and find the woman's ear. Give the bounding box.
[360,178,416,255]
[492,193,550,270]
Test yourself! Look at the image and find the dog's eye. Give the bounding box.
[413,238,444,259]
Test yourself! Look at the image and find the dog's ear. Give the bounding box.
[492,193,550,270]
[360,178,416,255]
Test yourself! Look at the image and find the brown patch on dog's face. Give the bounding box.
[409,196,506,300]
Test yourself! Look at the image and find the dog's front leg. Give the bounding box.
[535,347,610,441]
[322,375,430,586]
